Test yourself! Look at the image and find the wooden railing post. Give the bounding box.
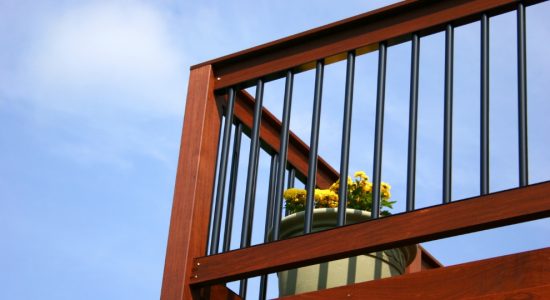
[161,65,221,300]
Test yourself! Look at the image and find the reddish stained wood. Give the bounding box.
[193,0,545,90]
[462,284,550,300]
[419,244,443,270]
[405,245,443,274]
[194,285,242,300]
[279,247,550,299]
[224,90,338,188]
[190,181,550,286]
[160,65,221,300]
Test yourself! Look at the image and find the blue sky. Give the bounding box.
[1,0,549,299]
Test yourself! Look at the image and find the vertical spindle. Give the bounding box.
[443,24,454,204]
[372,43,387,219]
[517,3,529,187]
[406,34,420,212]
[210,88,236,255]
[481,14,490,195]
[337,51,356,226]
[305,60,325,233]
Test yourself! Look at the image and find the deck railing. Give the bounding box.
[161,1,550,299]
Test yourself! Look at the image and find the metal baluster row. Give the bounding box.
[207,7,531,296]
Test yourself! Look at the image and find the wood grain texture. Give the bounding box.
[160,65,221,300]
[279,247,550,299]
[463,284,550,300]
[193,0,545,90]
[190,181,550,286]
[225,90,339,188]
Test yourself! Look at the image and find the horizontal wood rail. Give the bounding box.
[218,90,339,188]
[193,0,545,90]
[190,181,550,286]
[279,247,550,299]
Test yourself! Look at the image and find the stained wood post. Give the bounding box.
[161,65,221,300]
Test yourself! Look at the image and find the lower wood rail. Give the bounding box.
[190,181,550,286]
[279,247,550,299]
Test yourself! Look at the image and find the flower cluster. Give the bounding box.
[283,171,395,216]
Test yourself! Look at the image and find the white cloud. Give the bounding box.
[2,0,188,167]
[18,1,186,117]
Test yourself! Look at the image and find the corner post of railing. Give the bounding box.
[160,65,222,300]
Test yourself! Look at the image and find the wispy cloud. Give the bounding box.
[2,0,188,167]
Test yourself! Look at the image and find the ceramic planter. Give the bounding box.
[277,208,416,297]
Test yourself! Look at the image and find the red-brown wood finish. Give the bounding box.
[196,285,242,300]
[405,245,444,274]
[224,90,339,188]
[194,0,544,90]
[190,181,550,286]
[279,247,550,299]
[463,284,550,300]
[160,65,221,300]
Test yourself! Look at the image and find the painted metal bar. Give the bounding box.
[265,154,279,241]
[240,79,264,249]
[209,88,236,255]
[371,42,387,219]
[285,168,296,217]
[481,14,490,195]
[271,71,295,240]
[288,168,296,188]
[517,2,529,187]
[239,80,264,299]
[406,34,420,212]
[222,122,242,252]
[238,280,247,299]
[337,51,356,226]
[443,24,454,204]
[258,154,279,300]
[304,60,325,233]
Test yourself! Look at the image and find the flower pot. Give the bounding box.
[277,208,416,297]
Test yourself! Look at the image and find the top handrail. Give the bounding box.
[191,0,544,91]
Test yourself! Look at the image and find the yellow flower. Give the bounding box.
[329,180,339,192]
[354,171,368,180]
[362,182,373,193]
[283,188,306,204]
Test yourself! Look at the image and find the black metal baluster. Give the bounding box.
[443,24,454,204]
[406,34,420,212]
[222,122,242,252]
[305,60,325,232]
[287,168,296,188]
[337,51,356,226]
[240,80,264,249]
[259,154,279,300]
[271,70,294,241]
[239,79,264,299]
[285,168,296,217]
[210,88,236,255]
[372,42,387,219]
[517,3,529,187]
[481,14,490,195]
